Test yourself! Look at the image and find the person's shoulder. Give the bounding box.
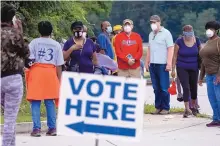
[86,38,94,44]
[98,33,106,38]
[162,27,171,33]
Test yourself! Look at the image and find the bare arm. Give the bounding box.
[172,44,179,70]
[167,46,174,66]
[92,52,98,66]
[145,47,150,66]
[56,66,62,81]
[63,48,74,61]
[63,44,82,61]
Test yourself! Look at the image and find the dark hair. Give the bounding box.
[38,21,53,36]
[71,21,83,31]
[1,3,16,23]
[90,36,97,43]
[205,21,220,30]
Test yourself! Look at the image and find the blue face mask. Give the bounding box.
[183,31,194,37]
[106,26,112,33]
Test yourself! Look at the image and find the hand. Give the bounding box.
[145,60,150,72]
[13,18,23,33]
[198,80,203,86]
[70,44,83,50]
[128,59,135,66]
[171,70,176,78]
[214,75,220,85]
[166,64,172,71]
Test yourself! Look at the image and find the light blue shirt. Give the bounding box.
[149,27,174,64]
[29,38,64,66]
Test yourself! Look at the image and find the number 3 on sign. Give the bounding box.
[45,48,53,61]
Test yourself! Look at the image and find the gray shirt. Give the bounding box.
[149,27,174,64]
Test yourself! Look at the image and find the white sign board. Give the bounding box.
[57,71,146,141]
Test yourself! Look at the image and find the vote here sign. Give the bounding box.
[57,72,146,141]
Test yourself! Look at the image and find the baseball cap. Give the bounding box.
[71,21,83,30]
[150,15,161,22]
[123,19,133,25]
[113,25,122,31]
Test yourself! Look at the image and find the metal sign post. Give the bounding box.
[95,138,99,146]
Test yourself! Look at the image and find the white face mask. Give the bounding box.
[123,25,132,33]
[206,29,214,38]
[151,24,158,31]
[106,26,112,33]
[82,32,87,38]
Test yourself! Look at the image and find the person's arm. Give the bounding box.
[56,66,62,81]
[198,62,205,86]
[172,44,179,71]
[97,34,108,55]
[92,52,98,66]
[165,31,174,70]
[63,42,82,61]
[134,35,143,60]
[56,44,65,81]
[115,35,129,63]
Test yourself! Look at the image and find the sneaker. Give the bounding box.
[206,121,220,127]
[191,108,199,116]
[31,129,41,137]
[151,109,161,115]
[46,128,57,136]
[183,109,192,118]
[160,110,170,115]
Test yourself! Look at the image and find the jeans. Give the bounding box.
[206,74,220,122]
[149,64,170,110]
[31,99,56,129]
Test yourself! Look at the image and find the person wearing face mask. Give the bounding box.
[115,19,143,78]
[146,15,174,115]
[199,21,220,127]
[97,21,114,59]
[171,25,202,117]
[63,21,98,73]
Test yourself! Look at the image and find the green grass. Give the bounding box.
[1,97,47,124]
[144,104,185,114]
[144,104,210,119]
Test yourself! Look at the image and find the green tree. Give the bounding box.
[182,8,217,41]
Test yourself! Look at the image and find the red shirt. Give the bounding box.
[115,32,143,69]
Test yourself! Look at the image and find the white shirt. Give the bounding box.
[29,37,64,66]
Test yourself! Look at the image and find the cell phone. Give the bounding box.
[126,54,133,59]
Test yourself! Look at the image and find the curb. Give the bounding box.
[0,121,47,134]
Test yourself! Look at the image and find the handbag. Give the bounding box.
[168,81,177,95]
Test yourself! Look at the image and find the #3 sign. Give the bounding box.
[57,72,146,141]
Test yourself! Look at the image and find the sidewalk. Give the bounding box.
[145,83,212,115]
[13,114,220,146]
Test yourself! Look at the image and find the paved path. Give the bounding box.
[145,84,212,115]
[11,115,220,146]
[1,83,216,146]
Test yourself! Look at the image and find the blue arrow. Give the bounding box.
[66,121,136,137]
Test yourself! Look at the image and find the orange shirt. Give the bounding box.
[115,32,143,69]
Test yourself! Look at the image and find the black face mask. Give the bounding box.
[74,31,83,38]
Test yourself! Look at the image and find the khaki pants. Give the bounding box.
[118,67,141,78]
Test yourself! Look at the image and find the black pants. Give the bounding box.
[177,67,198,102]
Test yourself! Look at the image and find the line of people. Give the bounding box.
[1,3,220,146]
